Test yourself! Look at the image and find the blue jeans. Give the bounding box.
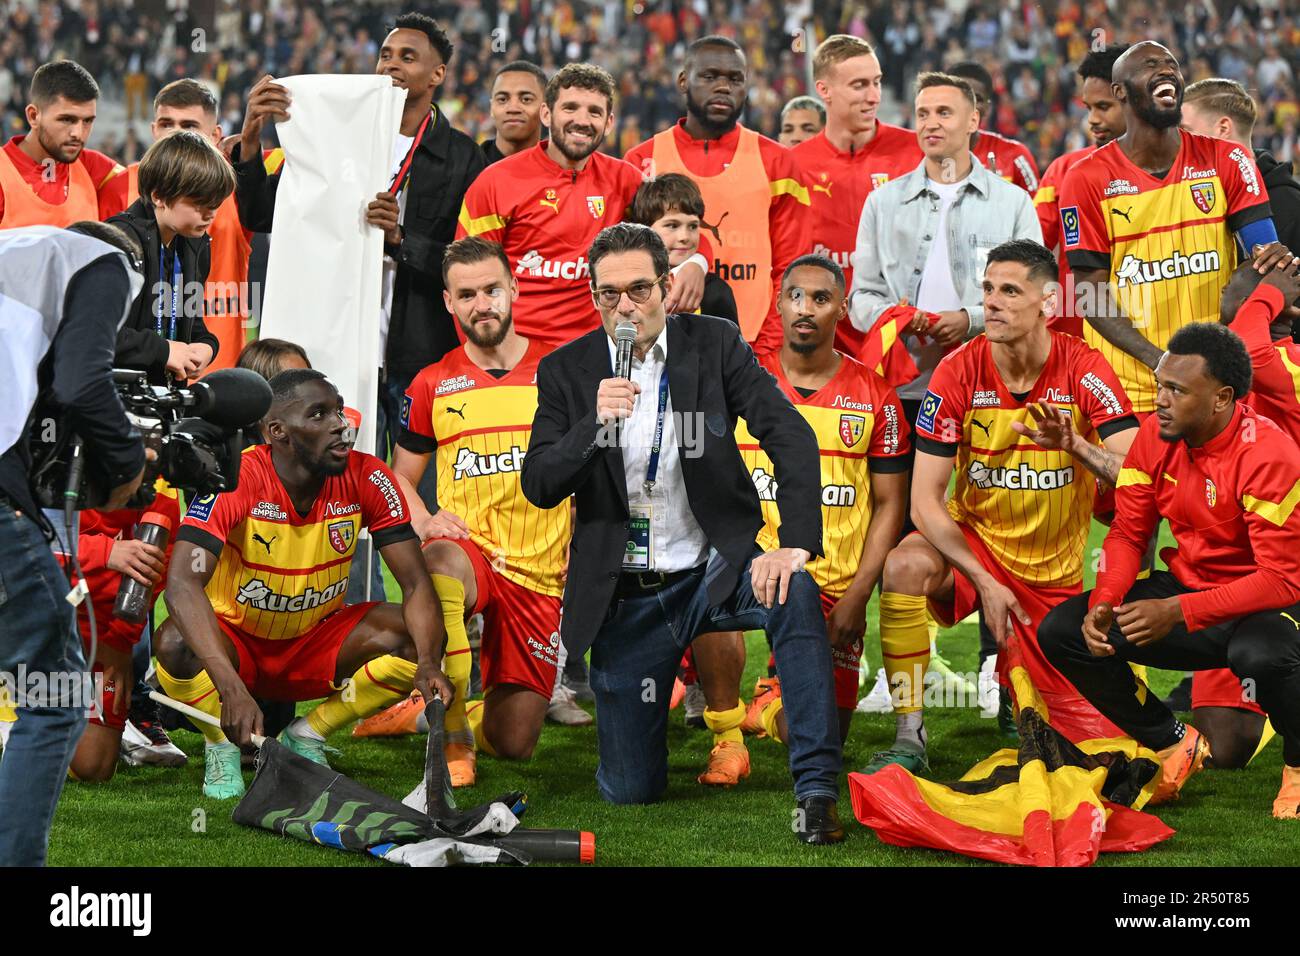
[589,552,842,805]
[0,502,89,866]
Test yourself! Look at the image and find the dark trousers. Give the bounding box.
[588,552,842,805]
[1039,571,1300,765]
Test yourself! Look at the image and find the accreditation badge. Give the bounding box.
[623,503,653,570]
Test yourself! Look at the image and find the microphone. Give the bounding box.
[614,321,636,380]
[189,367,274,429]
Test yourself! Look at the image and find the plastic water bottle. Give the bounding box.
[112,511,174,623]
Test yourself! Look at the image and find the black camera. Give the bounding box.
[30,367,273,512]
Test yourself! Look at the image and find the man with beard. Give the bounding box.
[155,370,452,799]
[1034,44,1129,336]
[1058,40,1286,421]
[791,35,922,358]
[950,61,1040,195]
[1039,323,1300,819]
[625,35,812,354]
[356,238,576,786]
[482,61,548,164]
[457,63,708,351]
[0,60,125,226]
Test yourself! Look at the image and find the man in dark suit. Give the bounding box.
[521,223,845,844]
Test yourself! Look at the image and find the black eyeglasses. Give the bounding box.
[591,274,667,308]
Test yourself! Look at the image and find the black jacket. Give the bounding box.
[521,313,823,658]
[235,107,487,380]
[108,198,221,381]
[1254,150,1300,338]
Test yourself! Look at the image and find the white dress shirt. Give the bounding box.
[607,326,710,572]
[379,131,415,357]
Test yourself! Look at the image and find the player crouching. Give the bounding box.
[155,370,452,799]
[1040,324,1300,818]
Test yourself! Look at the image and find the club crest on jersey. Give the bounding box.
[586,195,605,218]
[1205,477,1217,508]
[871,173,891,189]
[328,519,355,555]
[1061,206,1081,247]
[839,414,865,448]
[1190,181,1216,214]
[539,189,560,214]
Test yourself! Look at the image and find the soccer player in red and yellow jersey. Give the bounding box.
[456,63,707,351]
[951,62,1040,195]
[155,370,451,800]
[1039,323,1300,818]
[736,255,910,748]
[1033,45,1129,335]
[1058,41,1283,416]
[865,240,1140,774]
[362,238,574,786]
[791,35,923,359]
[100,79,264,373]
[0,61,124,227]
[624,35,812,354]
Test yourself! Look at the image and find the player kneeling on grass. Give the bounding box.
[1039,323,1300,818]
[155,369,452,799]
[868,239,1140,775]
[353,237,575,787]
[735,254,910,749]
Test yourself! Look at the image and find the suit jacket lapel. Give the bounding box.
[577,331,629,511]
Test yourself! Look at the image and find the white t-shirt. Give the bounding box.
[379,132,415,358]
[903,175,968,399]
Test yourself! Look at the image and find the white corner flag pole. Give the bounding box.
[149,690,266,748]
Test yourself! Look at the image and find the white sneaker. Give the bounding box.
[546,681,593,726]
[978,655,1000,719]
[856,668,895,714]
[120,718,189,767]
[683,682,707,728]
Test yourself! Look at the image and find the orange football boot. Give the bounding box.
[740,677,781,736]
[1273,766,1300,819]
[351,691,424,737]
[697,740,751,786]
[1149,725,1211,806]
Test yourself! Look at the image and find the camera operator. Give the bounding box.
[0,221,147,866]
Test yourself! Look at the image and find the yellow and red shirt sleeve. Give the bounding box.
[1215,137,1273,232]
[1034,153,1068,250]
[752,137,811,355]
[867,376,911,469]
[1091,426,1161,609]
[1229,283,1286,367]
[1180,451,1300,630]
[455,166,509,244]
[1075,344,1137,433]
[1059,160,1110,272]
[355,455,413,535]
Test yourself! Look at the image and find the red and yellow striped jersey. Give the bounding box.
[176,445,415,640]
[454,143,643,351]
[1059,131,1271,411]
[975,129,1040,195]
[913,333,1136,587]
[736,351,910,598]
[401,340,571,597]
[1033,144,1096,336]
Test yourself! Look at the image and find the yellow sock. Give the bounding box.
[1250,719,1277,765]
[881,592,931,714]
[0,704,16,724]
[306,655,416,738]
[467,698,496,756]
[703,703,746,745]
[760,697,785,744]
[155,660,227,745]
[434,574,471,736]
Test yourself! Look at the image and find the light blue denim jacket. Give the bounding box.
[847,155,1042,338]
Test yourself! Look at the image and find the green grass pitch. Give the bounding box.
[45,521,1300,866]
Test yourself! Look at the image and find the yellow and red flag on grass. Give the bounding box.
[848,648,1174,866]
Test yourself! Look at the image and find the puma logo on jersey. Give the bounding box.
[252,532,276,554]
[448,403,467,419]
[812,180,833,197]
[701,211,729,244]
[1282,612,1300,630]
[538,189,560,214]
[1110,205,1134,222]
[971,418,991,436]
